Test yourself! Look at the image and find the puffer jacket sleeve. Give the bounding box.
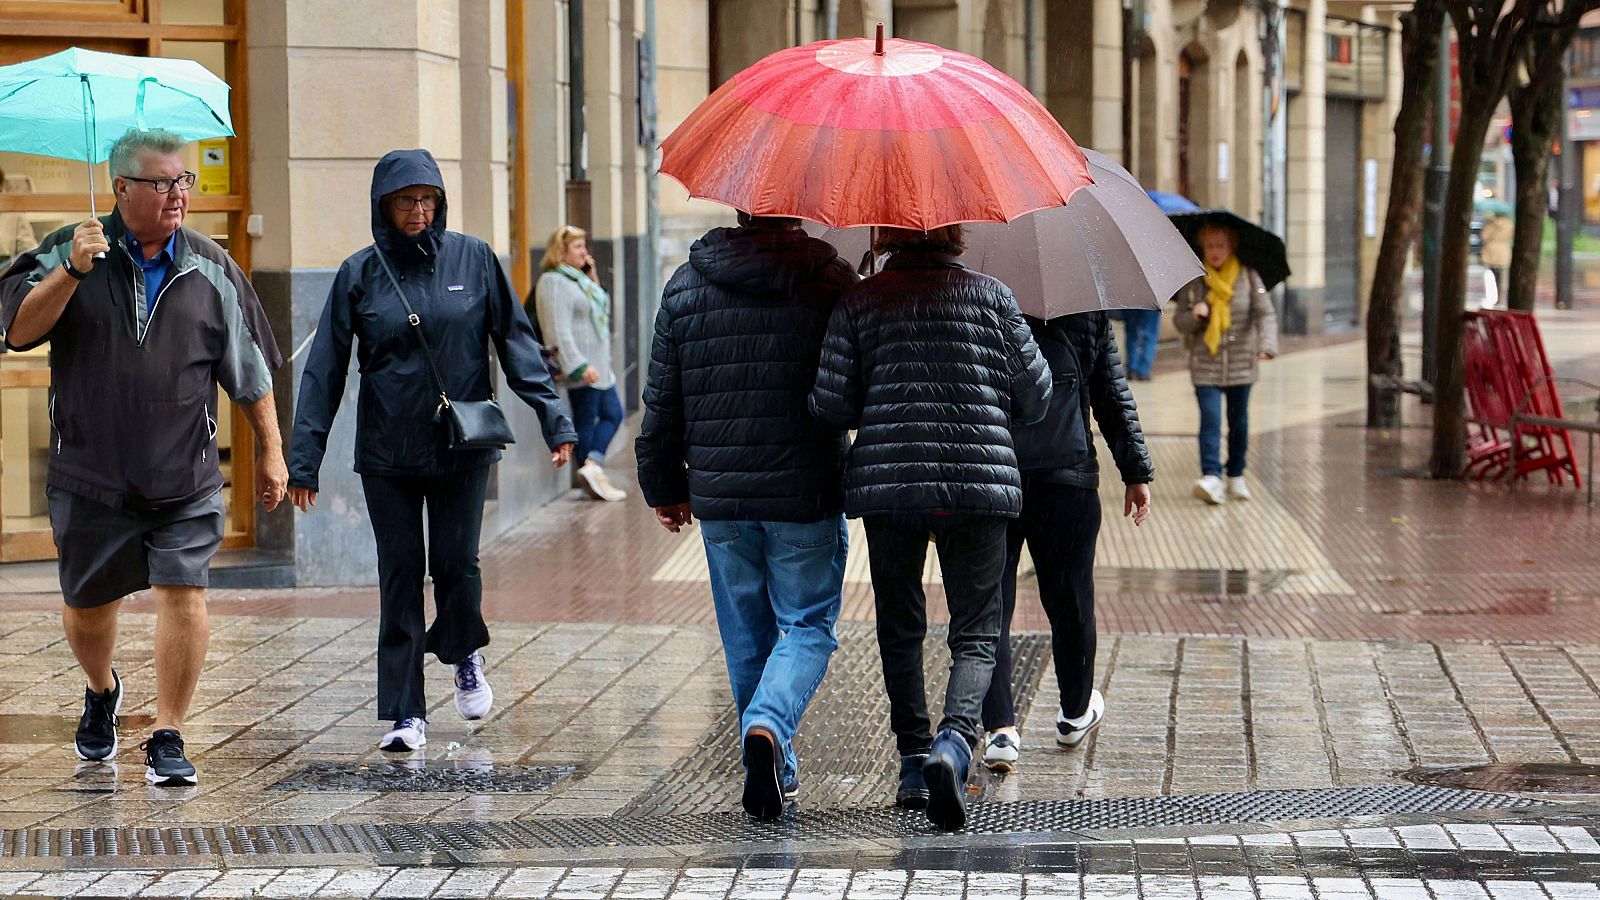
[1170,280,1207,336]
[1249,268,1279,358]
[809,294,864,430]
[999,288,1052,426]
[635,284,688,508]
[287,259,359,491]
[485,247,578,450]
[1088,314,1155,485]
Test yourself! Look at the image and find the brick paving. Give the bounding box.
[0,312,1597,892]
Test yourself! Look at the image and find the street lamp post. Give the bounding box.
[1420,21,1451,387]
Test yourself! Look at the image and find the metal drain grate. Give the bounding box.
[0,785,1536,859]
[269,761,576,793]
[620,624,1055,816]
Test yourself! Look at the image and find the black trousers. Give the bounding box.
[982,480,1101,729]
[864,513,1008,756]
[361,465,492,721]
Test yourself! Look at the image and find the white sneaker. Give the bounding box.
[1192,475,1225,505]
[1057,690,1105,748]
[578,460,626,501]
[453,652,494,721]
[1226,476,1251,501]
[379,717,427,752]
[982,730,1020,773]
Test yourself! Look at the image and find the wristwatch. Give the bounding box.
[62,260,88,281]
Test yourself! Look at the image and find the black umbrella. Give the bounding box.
[1168,209,1291,291]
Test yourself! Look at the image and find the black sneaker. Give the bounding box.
[141,729,198,786]
[74,670,122,761]
[741,727,784,821]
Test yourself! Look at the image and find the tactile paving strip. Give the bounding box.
[0,785,1536,859]
[619,624,1055,816]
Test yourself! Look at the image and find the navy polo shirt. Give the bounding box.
[125,231,177,314]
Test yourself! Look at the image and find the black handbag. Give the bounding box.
[375,248,516,451]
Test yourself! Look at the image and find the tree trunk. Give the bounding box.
[1367,0,1443,428]
[1507,40,1564,312]
[1432,98,1500,478]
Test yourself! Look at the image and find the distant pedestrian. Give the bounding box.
[288,150,577,753]
[1480,212,1513,297]
[535,225,627,502]
[637,213,857,821]
[811,224,1052,831]
[1171,222,1278,505]
[979,311,1153,773]
[0,129,285,786]
[1112,307,1160,380]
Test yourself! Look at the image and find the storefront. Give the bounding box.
[0,0,252,562]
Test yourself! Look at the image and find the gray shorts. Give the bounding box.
[47,487,226,609]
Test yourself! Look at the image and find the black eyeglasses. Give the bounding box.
[122,172,197,194]
[391,194,442,212]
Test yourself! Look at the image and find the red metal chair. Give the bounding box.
[1463,310,1582,487]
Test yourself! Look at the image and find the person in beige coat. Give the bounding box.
[1479,213,1513,296]
[1170,223,1279,505]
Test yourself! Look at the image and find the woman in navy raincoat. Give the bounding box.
[287,149,577,752]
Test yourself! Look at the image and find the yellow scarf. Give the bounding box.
[1202,256,1241,356]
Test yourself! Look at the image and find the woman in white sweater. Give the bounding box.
[534,226,626,501]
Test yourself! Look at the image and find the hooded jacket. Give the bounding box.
[809,252,1053,518]
[288,150,576,489]
[0,209,281,509]
[635,226,857,521]
[1012,312,1154,490]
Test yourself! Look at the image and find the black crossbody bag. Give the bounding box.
[374,248,516,451]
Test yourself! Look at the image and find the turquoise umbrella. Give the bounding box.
[0,47,234,217]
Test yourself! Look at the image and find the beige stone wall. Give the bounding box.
[249,0,473,271]
[1287,0,1327,299]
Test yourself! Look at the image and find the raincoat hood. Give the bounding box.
[371,149,448,262]
[688,227,842,295]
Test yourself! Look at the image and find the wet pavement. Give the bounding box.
[1,311,1600,896]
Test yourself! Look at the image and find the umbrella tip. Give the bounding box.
[875,22,885,55]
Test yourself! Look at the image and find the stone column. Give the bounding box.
[1285,0,1326,333]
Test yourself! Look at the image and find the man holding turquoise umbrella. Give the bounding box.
[0,128,284,787]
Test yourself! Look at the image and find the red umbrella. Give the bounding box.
[659,25,1093,230]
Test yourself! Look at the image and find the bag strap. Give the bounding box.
[373,246,454,409]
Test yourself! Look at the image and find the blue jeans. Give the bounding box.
[1196,384,1252,477]
[568,385,624,465]
[1119,308,1161,377]
[700,517,847,784]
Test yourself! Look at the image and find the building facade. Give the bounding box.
[0,0,1401,584]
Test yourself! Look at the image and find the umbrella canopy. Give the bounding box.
[660,25,1093,230]
[0,47,233,162]
[1146,190,1201,214]
[807,150,1203,318]
[1167,209,1292,291]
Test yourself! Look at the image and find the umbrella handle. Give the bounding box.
[81,77,105,258]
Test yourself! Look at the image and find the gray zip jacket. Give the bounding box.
[534,268,615,389]
[0,208,282,509]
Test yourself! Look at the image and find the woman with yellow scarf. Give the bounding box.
[1171,223,1279,505]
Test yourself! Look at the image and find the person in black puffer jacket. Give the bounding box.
[977,311,1155,774]
[636,214,857,822]
[809,225,1051,831]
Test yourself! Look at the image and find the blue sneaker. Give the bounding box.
[896,753,929,810]
[923,729,972,831]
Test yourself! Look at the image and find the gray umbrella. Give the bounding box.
[808,149,1203,319]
